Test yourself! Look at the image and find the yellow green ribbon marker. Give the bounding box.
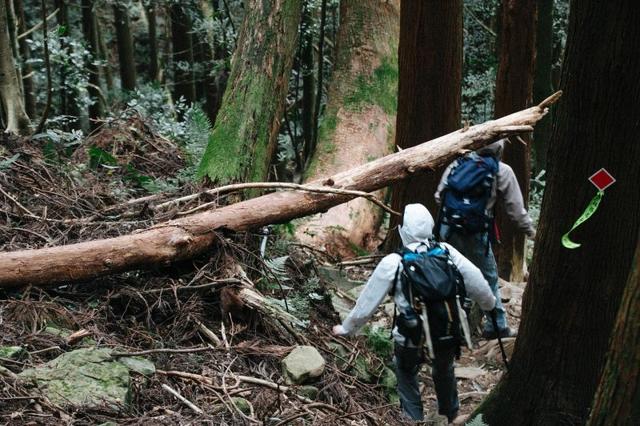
[562,168,615,249]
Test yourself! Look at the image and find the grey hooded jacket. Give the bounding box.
[339,204,496,345]
[434,140,535,237]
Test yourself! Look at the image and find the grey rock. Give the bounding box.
[119,357,156,377]
[282,346,325,384]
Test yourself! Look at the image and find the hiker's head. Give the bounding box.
[477,139,505,159]
[398,203,434,245]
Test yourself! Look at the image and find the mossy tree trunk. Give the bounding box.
[386,0,463,251]
[532,0,553,173]
[588,231,640,426]
[300,2,315,158]
[493,0,537,282]
[295,0,399,258]
[113,3,136,91]
[143,1,159,82]
[82,0,104,129]
[474,1,640,424]
[0,0,30,135]
[198,0,303,184]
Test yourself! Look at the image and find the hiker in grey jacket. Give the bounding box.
[333,203,496,422]
[435,139,535,339]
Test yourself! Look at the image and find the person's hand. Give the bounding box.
[527,229,536,240]
[332,325,347,336]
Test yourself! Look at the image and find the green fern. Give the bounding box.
[466,414,488,426]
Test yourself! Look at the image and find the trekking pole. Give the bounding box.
[490,309,510,370]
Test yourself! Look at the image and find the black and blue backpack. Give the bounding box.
[438,152,499,235]
[392,242,468,356]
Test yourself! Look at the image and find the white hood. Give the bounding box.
[398,203,434,246]
[477,139,505,159]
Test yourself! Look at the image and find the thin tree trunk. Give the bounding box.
[13,0,35,118]
[144,2,159,82]
[170,2,196,106]
[113,3,136,91]
[96,15,113,92]
[0,0,30,135]
[295,0,399,258]
[386,0,463,251]
[198,0,304,184]
[309,0,327,157]
[475,1,640,424]
[55,0,70,124]
[0,100,554,287]
[5,0,22,96]
[300,2,315,158]
[493,0,537,282]
[588,231,640,426]
[81,0,104,128]
[532,0,553,173]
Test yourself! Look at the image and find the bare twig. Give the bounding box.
[111,345,216,357]
[161,383,203,414]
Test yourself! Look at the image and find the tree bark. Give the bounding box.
[113,3,137,91]
[143,1,159,82]
[13,0,36,118]
[300,2,315,157]
[493,0,537,282]
[0,0,30,135]
[386,0,463,251]
[532,0,553,173]
[474,1,640,424]
[197,0,303,184]
[96,14,114,92]
[588,231,640,426]
[170,2,196,106]
[82,0,104,128]
[0,100,555,288]
[295,0,399,258]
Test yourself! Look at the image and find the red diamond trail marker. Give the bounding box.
[589,168,616,191]
[562,168,616,249]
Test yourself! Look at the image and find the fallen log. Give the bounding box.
[0,93,561,288]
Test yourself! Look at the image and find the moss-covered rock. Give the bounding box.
[19,348,131,410]
[0,346,27,360]
[119,356,156,377]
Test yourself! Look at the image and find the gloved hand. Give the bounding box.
[332,325,347,336]
[527,228,537,240]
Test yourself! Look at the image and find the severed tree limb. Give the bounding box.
[0,93,560,288]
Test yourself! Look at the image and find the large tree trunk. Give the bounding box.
[588,231,640,426]
[532,0,553,173]
[294,0,399,258]
[198,0,303,184]
[113,3,137,91]
[14,0,36,118]
[475,1,640,424]
[82,0,104,128]
[386,0,463,251]
[493,0,537,282]
[170,2,196,106]
[0,0,30,135]
[0,101,554,288]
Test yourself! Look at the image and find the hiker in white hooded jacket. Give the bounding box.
[435,140,535,339]
[333,203,496,423]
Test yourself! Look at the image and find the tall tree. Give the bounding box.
[13,0,36,118]
[386,0,463,250]
[82,0,104,128]
[0,0,30,135]
[475,1,640,423]
[300,2,315,157]
[198,0,303,184]
[493,0,537,282]
[143,1,159,82]
[588,230,640,426]
[170,2,196,106]
[113,2,136,91]
[294,0,400,257]
[532,0,553,173]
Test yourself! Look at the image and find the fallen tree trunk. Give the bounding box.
[0,94,560,288]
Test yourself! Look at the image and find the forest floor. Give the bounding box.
[0,125,519,425]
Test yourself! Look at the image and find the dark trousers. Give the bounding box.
[394,343,459,422]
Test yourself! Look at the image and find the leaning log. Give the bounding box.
[0,94,560,288]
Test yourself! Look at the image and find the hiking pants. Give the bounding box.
[393,344,459,421]
[440,227,508,332]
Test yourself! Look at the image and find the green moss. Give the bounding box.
[344,55,398,115]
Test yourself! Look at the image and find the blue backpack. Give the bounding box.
[439,153,499,234]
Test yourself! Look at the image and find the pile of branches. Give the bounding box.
[0,128,405,424]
